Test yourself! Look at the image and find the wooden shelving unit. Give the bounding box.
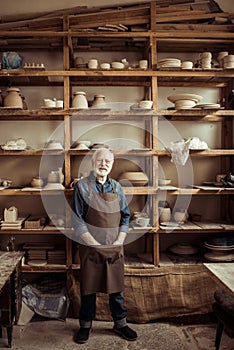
[0,1,234,271]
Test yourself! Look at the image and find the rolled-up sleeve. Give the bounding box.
[115,182,130,234]
[71,182,89,236]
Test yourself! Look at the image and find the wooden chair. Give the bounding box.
[212,289,234,350]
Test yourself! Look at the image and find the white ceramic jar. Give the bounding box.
[72,91,88,109]
[159,207,171,223]
[88,59,98,69]
[4,87,23,108]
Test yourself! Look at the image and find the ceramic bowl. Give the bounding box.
[158,179,171,186]
[44,141,63,150]
[74,143,90,150]
[117,172,148,186]
[100,63,110,69]
[167,94,203,103]
[111,61,125,69]
[169,242,199,255]
[139,100,153,109]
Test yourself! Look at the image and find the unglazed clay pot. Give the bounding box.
[72,91,88,109]
[4,87,23,108]
[31,177,44,188]
[91,94,106,108]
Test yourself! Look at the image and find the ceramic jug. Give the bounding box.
[72,91,88,109]
[4,87,23,108]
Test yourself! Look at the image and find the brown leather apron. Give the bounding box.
[79,181,125,295]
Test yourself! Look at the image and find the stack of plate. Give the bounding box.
[167,93,203,110]
[204,236,234,262]
[157,58,181,68]
[195,103,221,109]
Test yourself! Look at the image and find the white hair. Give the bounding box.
[92,148,114,162]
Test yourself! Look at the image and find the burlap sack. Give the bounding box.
[68,265,217,323]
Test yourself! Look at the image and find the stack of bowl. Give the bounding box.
[199,52,212,69]
[223,55,234,69]
[217,51,228,68]
[167,93,203,110]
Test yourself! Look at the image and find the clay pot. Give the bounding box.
[31,177,44,188]
[92,94,106,108]
[4,87,23,108]
[72,91,88,109]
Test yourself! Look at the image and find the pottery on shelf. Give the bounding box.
[71,91,88,109]
[31,177,44,188]
[4,87,23,108]
[91,94,106,108]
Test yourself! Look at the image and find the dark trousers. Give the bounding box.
[79,292,127,328]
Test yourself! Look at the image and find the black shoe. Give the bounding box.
[74,327,91,344]
[113,325,137,341]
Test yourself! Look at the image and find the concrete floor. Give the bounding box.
[1,318,234,350]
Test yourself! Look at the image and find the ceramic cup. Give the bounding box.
[136,217,150,227]
[139,59,148,69]
[88,59,98,69]
[181,61,193,69]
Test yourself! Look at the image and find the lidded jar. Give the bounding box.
[4,87,23,108]
[91,94,106,108]
[72,91,88,109]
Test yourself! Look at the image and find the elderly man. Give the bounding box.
[72,148,137,344]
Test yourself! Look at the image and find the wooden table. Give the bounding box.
[0,251,24,348]
[203,263,234,295]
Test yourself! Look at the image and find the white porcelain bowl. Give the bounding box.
[168,94,203,103]
[117,172,148,186]
[111,61,125,69]
[139,100,153,109]
[100,63,110,69]
[158,179,171,186]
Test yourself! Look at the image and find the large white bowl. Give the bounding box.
[168,94,203,103]
[117,172,148,186]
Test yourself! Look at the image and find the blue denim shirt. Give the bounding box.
[72,171,130,237]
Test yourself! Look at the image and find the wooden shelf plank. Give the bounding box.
[157,149,234,156]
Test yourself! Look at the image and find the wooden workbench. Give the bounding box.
[0,251,24,348]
